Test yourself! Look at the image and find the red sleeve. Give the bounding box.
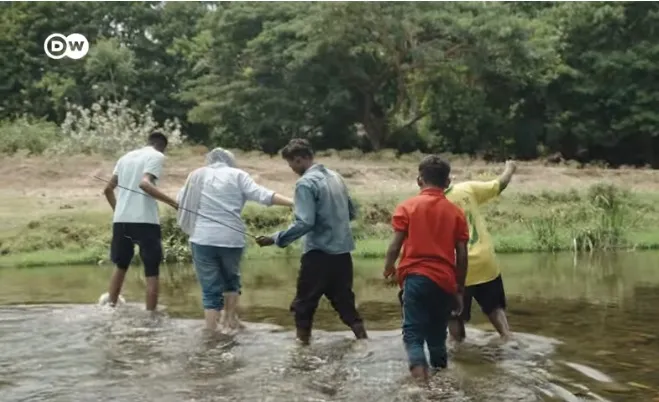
[391,203,409,232]
[454,208,470,242]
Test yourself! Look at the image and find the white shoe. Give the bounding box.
[98,292,125,306]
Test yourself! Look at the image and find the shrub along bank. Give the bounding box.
[1,183,658,270]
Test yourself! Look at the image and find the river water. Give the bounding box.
[1,251,658,401]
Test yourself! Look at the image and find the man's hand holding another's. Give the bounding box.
[255,236,275,247]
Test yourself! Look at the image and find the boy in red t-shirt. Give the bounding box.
[383,155,469,381]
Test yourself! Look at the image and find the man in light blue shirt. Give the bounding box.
[256,139,368,344]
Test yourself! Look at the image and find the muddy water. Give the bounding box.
[1,251,659,401]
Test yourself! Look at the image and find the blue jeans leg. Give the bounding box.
[217,247,244,294]
[402,274,452,370]
[402,275,430,369]
[426,290,451,369]
[190,243,224,311]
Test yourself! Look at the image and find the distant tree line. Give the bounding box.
[1,2,658,166]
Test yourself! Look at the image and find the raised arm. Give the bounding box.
[497,160,517,193]
[138,153,178,209]
[461,160,517,206]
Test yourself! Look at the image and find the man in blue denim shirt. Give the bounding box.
[256,139,368,344]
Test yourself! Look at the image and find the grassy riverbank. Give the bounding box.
[2,148,659,269]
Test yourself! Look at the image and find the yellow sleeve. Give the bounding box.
[464,180,501,205]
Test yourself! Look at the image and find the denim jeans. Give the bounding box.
[402,274,453,370]
[190,243,243,311]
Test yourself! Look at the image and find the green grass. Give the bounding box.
[2,183,659,269]
[0,249,102,269]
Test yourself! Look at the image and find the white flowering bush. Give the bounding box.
[50,98,185,155]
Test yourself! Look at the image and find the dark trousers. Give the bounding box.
[402,274,453,370]
[290,250,363,333]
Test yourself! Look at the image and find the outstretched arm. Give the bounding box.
[239,171,294,207]
[270,183,316,247]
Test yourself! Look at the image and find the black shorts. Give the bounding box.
[456,275,507,322]
[110,223,162,277]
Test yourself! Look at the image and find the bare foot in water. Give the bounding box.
[233,315,246,330]
[410,366,429,384]
[491,334,519,349]
[220,314,245,335]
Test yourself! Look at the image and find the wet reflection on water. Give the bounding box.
[0,251,658,401]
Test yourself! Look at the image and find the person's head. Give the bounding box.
[148,131,168,153]
[417,155,451,189]
[206,147,236,167]
[281,138,314,176]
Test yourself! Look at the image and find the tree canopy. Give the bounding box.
[1,2,658,166]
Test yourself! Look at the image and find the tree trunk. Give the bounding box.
[362,94,387,150]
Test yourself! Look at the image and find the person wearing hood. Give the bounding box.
[177,147,293,332]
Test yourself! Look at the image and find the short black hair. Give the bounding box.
[148,131,168,148]
[281,138,314,160]
[418,155,451,188]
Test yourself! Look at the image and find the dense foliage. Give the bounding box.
[1,2,658,165]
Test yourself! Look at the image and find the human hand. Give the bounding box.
[383,265,396,284]
[505,160,517,174]
[255,236,275,247]
[451,293,464,317]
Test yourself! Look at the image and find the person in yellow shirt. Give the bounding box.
[445,160,517,343]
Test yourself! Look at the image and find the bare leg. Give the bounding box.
[410,366,429,384]
[487,308,513,342]
[204,309,220,331]
[108,268,127,306]
[223,292,243,330]
[145,276,159,312]
[448,319,466,343]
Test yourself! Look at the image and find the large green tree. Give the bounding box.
[0,2,209,140]
[184,2,561,154]
[1,1,659,166]
[542,2,659,166]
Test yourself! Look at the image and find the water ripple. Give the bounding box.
[0,304,612,402]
